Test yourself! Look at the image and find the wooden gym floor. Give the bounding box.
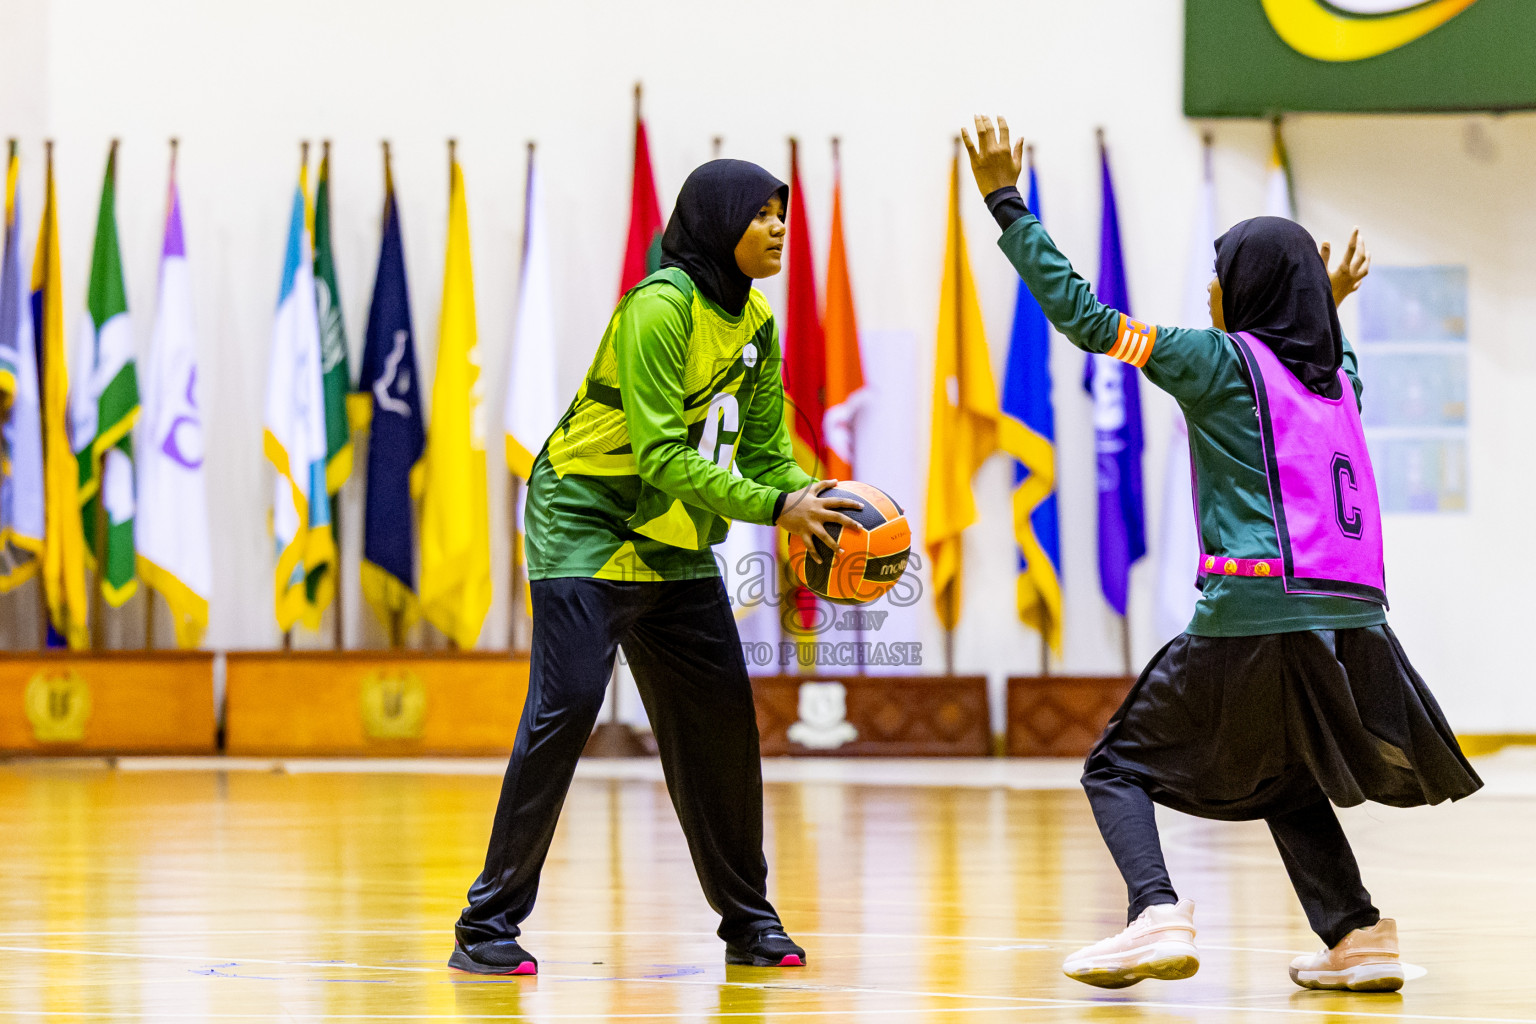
[1,753,1533,1023]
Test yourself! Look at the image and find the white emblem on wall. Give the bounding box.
[786,681,858,751]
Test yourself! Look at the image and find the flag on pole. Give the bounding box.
[618,91,664,297]
[1266,117,1296,219]
[999,161,1064,657]
[419,147,491,650]
[822,141,865,482]
[263,155,333,632]
[925,151,1006,633]
[1,141,44,591]
[73,142,139,606]
[35,144,89,648]
[358,147,425,634]
[504,145,559,481]
[313,143,355,493]
[1153,136,1216,644]
[1082,139,1147,618]
[783,140,826,476]
[137,153,211,648]
[307,144,351,624]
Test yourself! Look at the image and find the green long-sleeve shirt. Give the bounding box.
[525,269,813,582]
[998,212,1386,637]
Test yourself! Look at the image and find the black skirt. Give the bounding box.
[1085,624,1483,822]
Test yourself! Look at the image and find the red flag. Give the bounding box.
[822,141,865,482]
[783,139,826,475]
[619,94,664,297]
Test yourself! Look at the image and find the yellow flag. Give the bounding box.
[418,152,491,649]
[34,146,89,648]
[924,153,1002,633]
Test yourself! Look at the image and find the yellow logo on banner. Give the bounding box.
[359,670,428,741]
[24,671,92,743]
[1263,0,1480,62]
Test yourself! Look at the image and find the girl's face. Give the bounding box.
[734,193,787,279]
[1208,276,1226,331]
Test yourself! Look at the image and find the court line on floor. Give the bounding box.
[0,944,1519,1023]
[0,1000,1531,1023]
[0,928,1318,957]
[0,945,437,973]
[0,944,1521,1023]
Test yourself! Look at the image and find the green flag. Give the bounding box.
[313,144,354,495]
[73,141,139,606]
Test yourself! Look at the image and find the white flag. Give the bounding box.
[503,149,560,481]
[1,148,43,590]
[136,172,211,647]
[264,173,332,632]
[1153,140,1216,643]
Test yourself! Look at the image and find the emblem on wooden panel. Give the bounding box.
[359,670,427,740]
[24,671,92,743]
[786,681,858,750]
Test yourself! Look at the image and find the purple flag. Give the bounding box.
[1082,142,1146,617]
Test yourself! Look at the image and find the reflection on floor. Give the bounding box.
[0,752,1531,1022]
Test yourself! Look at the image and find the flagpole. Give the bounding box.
[942,135,964,678]
[506,140,536,656]
[1024,143,1049,680]
[318,139,347,653]
[282,139,309,656]
[146,136,179,653]
[379,139,400,650]
[831,134,864,674]
[447,136,456,653]
[445,137,460,654]
[87,139,121,652]
[35,141,51,649]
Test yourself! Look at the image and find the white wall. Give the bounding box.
[2,0,1533,732]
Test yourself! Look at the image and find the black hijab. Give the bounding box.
[1214,216,1343,398]
[660,159,788,317]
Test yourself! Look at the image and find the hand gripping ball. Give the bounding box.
[787,481,912,605]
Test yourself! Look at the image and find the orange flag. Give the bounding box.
[822,140,865,481]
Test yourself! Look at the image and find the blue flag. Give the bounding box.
[1082,143,1146,617]
[1000,165,1063,655]
[357,162,426,637]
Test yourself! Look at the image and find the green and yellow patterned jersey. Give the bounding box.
[526,268,814,582]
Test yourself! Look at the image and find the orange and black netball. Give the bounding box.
[787,481,911,605]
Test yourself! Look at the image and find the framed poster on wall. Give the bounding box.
[1185,1,1536,116]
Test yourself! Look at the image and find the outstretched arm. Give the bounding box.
[961,114,1234,409]
[960,114,1121,356]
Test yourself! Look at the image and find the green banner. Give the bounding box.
[1185,0,1536,117]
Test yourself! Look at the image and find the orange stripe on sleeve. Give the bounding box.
[1106,314,1156,368]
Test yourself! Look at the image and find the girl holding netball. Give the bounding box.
[963,114,1480,992]
[450,160,859,975]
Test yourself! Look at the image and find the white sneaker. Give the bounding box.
[1063,899,1200,989]
[1289,919,1404,992]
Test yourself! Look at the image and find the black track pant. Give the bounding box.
[1082,768,1380,948]
[455,576,781,947]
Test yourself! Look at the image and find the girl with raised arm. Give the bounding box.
[962,114,1480,992]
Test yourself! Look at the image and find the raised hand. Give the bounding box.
[961,114,1025,198]
[1320,227,1371,307]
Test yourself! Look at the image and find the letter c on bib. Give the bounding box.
[1332,452,1364,539]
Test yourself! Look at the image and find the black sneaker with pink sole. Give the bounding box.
[725,927,806,967]
[448,937,538,976]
